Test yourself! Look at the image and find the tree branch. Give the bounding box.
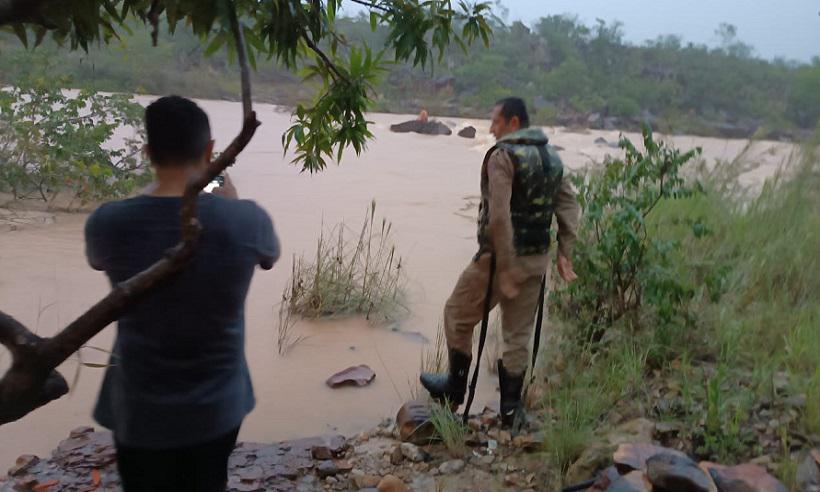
[302,33,348,84]
[0,0,260,426]
[0,0,48,26]
[347,0,390,13]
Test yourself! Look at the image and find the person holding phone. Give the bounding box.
[84,96,279,492]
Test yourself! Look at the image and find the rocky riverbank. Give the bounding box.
[3,401,818,492]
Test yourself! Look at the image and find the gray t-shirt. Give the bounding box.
[85,193,279,449]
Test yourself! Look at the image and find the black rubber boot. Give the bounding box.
[498,359,525,427]
[420,349,472,406]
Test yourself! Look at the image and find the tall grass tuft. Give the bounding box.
[429,400,469,457]
[280,200,406,323]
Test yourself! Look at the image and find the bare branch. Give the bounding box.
[0,0,260,426]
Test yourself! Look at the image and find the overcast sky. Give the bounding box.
[342,0,820,62]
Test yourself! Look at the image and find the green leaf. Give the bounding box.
[204,34,226,57]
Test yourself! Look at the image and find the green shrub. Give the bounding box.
[557,126,703,357]
[0,70,149,207]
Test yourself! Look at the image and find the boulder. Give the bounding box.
[389,120,452,136]
[458,126,477,139]
[646,453,713,492]
[396,400,435,444]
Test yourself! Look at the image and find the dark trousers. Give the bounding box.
[115,427,240,492]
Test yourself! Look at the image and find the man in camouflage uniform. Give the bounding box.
[421,97,580,426]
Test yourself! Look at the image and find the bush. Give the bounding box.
[558,126,703,355]
[608,95,640,118]
[0,72,149,207]
[543,132,819,473]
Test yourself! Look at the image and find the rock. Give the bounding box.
[396,400,435,444]
[477,454,495,467]
[353,474,382,488]
[589,466,621,492]
[504,473,522,487]
[594,137,609,145]
[389,120,452,136]
[335,460,354,473]
[458,126,477,139]
[439,459,466,475]
[797,450,820,492]
[512,433,545,452]
[377,474,409,492]
[390,446,404,466]
[655,422,681,440]
[705,463,787,492]
[69,426,94,439]
[400,443,426,463]
[614,443,689,473]
[12,475,38,490]
[326,365,376,388]
[498,430,512,445]
[8,455,39,476]
[772,372,789,392]
[646,452,712,492]
[607,471,653,492]
[312,446,333,460]
[785,394,807,409]
[317,460,340,478]
[567,419,656,482]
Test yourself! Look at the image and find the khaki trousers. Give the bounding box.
[444,253,550,375]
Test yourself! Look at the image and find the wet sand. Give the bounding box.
[0,98,794,466]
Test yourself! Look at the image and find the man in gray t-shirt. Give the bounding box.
[84,96,279,492]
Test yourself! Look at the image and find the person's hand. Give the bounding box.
[557,253,577,283]
[212,172,238,199]
[498,264,526,299]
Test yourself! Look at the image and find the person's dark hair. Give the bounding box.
[495,97,530,128]
[145,95,212,166]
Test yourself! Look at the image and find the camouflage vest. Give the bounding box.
[476,127,564,258]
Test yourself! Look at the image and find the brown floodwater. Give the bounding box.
[0,97,794,466]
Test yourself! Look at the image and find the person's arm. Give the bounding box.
[487,149,524,297]
[84,207,108,271]
[554,174,580,282]
[255,206,280,270]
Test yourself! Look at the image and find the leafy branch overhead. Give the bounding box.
[0,0,494,172]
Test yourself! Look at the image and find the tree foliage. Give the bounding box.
[0,72,149,206]
[0,0,493,172]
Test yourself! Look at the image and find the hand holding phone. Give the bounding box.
[210,173,238,199]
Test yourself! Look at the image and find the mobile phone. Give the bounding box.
[204,175,225,193]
